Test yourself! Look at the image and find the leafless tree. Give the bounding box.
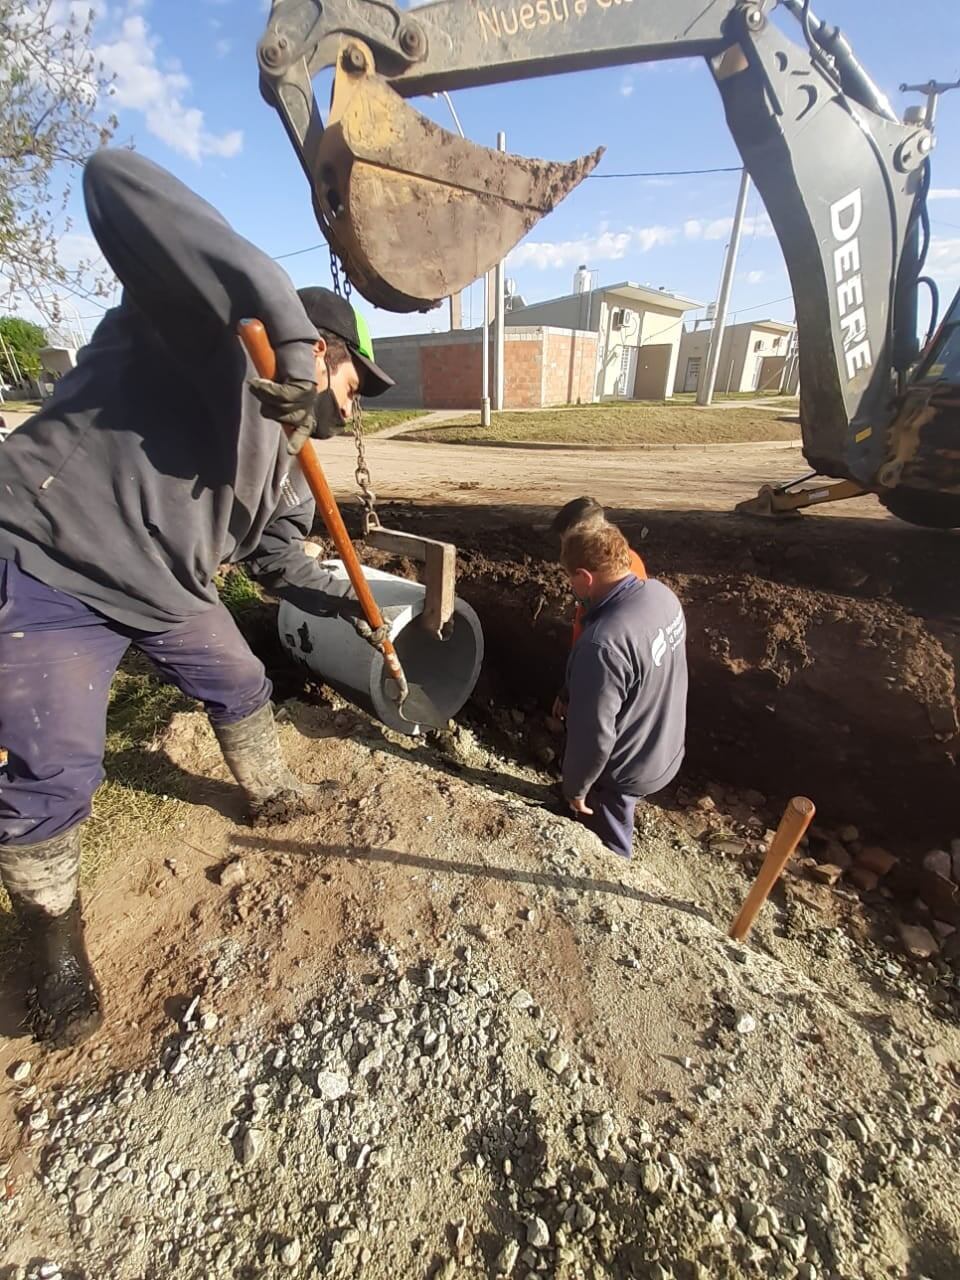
[0,1,118,320]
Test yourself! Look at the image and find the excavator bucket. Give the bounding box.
[310,50,602,312]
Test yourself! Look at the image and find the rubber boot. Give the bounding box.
[212,702,333,824]
[0,827,103,1049]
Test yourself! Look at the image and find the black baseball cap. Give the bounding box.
[297,287,395,398]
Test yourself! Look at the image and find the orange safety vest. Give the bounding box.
[570,549,647,647]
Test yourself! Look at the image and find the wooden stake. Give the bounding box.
[729,796,815,942]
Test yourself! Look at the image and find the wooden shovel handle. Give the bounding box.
[237,320,408,696]
[729,796,815,942]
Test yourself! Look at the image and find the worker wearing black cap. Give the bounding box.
[0,150,394,1049]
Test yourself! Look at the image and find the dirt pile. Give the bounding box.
[350,504,959,850]
[2,700,960,1279]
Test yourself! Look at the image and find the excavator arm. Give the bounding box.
[257,0,957,510]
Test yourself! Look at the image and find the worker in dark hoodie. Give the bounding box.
[0,149,396,1049]
[560,521,687,857]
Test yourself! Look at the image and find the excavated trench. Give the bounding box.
[245,502,960,859]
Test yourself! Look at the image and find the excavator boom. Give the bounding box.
[258,0,959,520]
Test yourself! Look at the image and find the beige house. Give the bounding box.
[507,275,703,402]
[675,319,797,395]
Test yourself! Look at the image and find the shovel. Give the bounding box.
[237,318,412,716]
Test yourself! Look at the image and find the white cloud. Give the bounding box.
[745,269,768,285]
[215,37,232,58]
[684,214,774,241]
[929,189,960,200]
[507,225,676,271]
[928,236,960,281]
[97,14,243,161]
[620,76,634,98]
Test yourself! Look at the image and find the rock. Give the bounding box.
[316,1070,350,1101]
[586,1113,615,1150]
[837,824,860,844]
[817,1151,841,1181]
[809,864,844,886]
[199,1012,219,1033]
[544,1049,569,1076]
[241,1127,264,1165]
[856,846,898,877]
[89,1144,113,1168]
[496,1240,520,1273]
[696,795,715,812]
[823,842,853,870]
[510,989,534,1011]
[280,1238,302,1268]
[846,1116,869,1144]
[435,1261,457,1280]
[573,1203,596,1231]
[217,858,246,889]
[734,1013,757,1035]
[641,1163,662,1194]
[918,869,960,926]
[898,923,939,960]
[932,920,956,941]
[10,1060,31,1083]
[924,849,953,880]
[74,1190,94,1216]
[709,836,748,857]
[849,867,879,893]
[526,1217,550,1248]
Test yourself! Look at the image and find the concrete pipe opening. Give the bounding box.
[278,561,484,735]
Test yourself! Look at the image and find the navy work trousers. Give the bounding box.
[576,782,638,859]
[0,559,271,846]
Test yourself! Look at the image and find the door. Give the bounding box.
[682,356,701,393]
[633,344,673,400]
[757,355,786,393]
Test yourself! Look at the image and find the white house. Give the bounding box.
[675,319,797,395]
[507,270,703,401]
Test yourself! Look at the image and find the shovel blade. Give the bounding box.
[312,68,602,312]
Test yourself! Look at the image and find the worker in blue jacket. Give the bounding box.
[560,521,688,857]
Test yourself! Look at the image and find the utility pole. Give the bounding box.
[436,92,467,334]
[697,167,751,406]
[493,131,507,412]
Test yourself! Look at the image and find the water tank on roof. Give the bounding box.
[573,265,591,295]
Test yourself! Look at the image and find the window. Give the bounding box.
[753,339,763,352]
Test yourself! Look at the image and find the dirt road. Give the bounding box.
[318,433,890,520]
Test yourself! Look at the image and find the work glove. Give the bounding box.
[249,377,318,456]
[340,602,405,650]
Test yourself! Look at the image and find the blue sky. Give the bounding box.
[37,0,960,343]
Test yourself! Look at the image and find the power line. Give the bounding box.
[588,165,742,179]
[273,243,326,261]
[267,168,742,261]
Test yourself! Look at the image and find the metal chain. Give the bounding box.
[331,247,378,530]
[351,397,380,533]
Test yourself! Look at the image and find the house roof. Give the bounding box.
[600,282,704,312]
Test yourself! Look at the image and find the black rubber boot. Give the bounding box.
[13,895,103,1049]
[213,702,335,824]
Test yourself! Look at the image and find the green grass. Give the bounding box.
[0,399,40,414]
[404,402,801,447]
[355,409,425,435]
[215,564,263,617]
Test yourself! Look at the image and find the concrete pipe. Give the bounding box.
[278,561,484,735]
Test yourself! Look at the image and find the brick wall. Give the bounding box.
[542,331,597,405]
[504,333,542,409]
[371,326,597,409]
[421,336,487,409]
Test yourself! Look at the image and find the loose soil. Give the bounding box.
[348,501,959,855]
[2,697,959,1280]
[2,487,959,1280]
